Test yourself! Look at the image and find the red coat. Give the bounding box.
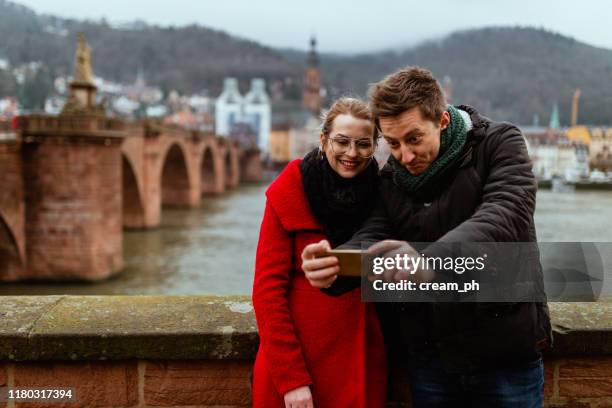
[252,159,387,408]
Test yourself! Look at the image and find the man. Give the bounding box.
[301,66,552,407]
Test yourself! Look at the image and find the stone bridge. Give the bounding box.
[0,116,262,282]
[119,120,246,228]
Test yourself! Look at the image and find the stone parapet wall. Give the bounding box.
[0,296,610,407]
[19,115,125,138]
[0,360,252,408]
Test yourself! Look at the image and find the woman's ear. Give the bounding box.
[319,132,326,151]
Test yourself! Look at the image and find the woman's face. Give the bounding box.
[320,114,375,178]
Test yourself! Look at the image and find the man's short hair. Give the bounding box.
[368,66,447,124]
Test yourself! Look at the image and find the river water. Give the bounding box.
[1,184,611,297]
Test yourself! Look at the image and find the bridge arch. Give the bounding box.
[240,149,262,182]
[0,212,22,280]
[122,154,146,228]
[201,146,222,195]
[160,142,192,206]
[224,146,240,188]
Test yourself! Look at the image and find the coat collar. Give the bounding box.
[266,159,323,232]
[457,104,488,145]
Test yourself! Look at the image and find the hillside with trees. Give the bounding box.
[1,0,611,125]
[317,27,612,125]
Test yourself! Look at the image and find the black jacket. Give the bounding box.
[341,105,552,372]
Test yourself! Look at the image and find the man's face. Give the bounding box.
[379,106,450,175]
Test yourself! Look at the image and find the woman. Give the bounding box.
[252,97,387,408]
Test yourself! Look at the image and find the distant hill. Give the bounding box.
[1,0,612,125]
[316,27,612,126]
[0,0,300,97]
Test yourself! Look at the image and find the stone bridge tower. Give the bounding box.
[20,34,126,281]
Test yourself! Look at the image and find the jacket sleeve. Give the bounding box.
[252,201,313,395]
[322,198,394,296]
[424,125,536,260]
[339,196,394,249]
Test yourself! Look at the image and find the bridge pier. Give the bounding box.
[240,149,263,182]
[160,144,201,207]
[201,145,225,195]
[221,143,240,189]
[20,116,126,281]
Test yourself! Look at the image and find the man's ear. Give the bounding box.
[319,133,326,150]
[440,111,450,130]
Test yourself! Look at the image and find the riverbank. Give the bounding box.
[538,179,612,191]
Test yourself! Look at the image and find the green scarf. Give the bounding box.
[388,105,468,194]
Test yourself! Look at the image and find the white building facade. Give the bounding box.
[215,78,271,153]
[527,139,589,181]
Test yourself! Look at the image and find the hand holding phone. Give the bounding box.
[315,249,367,277]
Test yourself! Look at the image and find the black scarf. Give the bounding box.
[300,148,379,248]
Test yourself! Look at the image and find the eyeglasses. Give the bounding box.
[328,136,375,158]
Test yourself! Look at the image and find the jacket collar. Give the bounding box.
[457,104,488,145]
[265,159,323,232]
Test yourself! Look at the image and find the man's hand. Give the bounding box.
[368,240,434,283]
[301,240,339,288]
[284,385,314,408]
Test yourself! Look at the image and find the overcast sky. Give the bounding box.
[16,0,612,54]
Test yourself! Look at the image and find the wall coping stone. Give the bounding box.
[0,295,258,361]
[0,296,609,361]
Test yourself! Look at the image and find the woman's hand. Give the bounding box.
[301,240,339,288]
[284,385,314,408]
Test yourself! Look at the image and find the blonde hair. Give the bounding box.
[320,97,379,143]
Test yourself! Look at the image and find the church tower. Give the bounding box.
[302,36,322,115]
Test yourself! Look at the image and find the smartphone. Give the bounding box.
[315,249,368,277]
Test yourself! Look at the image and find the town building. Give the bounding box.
[215,78,271,154]
[586,127,612,172]
[524,128,589,181]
